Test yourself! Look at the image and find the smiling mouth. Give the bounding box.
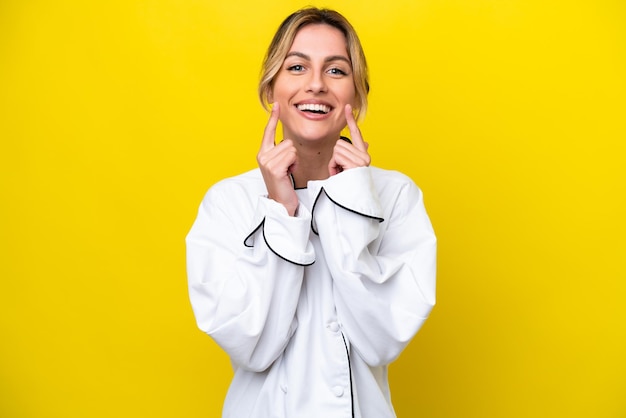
[296,103,332,114]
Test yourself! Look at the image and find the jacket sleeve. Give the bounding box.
[311,167,436,367]
[186,182,315,372]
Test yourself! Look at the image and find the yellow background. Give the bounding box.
[1,0,625,417]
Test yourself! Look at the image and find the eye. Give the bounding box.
[328,67,348,76]
[287,64,305,72]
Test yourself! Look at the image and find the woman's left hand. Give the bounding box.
[328,104,371,176]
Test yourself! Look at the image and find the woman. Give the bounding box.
[186,7,436,418]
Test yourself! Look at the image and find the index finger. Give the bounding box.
[344,104,367,152]
[261,102,280,152]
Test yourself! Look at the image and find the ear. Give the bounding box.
[267,88,274,104]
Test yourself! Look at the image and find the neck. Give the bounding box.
[289,137,337,188]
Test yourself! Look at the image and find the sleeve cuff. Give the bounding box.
[244,196,315,266]
[310,167,384,231]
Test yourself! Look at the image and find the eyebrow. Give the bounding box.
[285,51,351,65]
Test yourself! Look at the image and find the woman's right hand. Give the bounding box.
[257,103,299,216]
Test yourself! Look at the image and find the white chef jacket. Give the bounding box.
[186,166,436,418]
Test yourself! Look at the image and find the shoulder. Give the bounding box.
[369,166,421,191]
[210,168,264,191]
[368,166,427,214]
[201,168,266,207]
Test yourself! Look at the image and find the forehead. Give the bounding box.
[288,24,348,56]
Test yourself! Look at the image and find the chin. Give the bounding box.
[298,131,337,142]
[293,124,342,142]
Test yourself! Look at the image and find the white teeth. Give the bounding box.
[297,103,330,114]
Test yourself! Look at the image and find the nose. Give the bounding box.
[305,71,327,94]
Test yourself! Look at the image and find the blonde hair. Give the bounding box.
[258,7,370,120]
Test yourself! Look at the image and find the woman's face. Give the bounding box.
[271,24,356,143]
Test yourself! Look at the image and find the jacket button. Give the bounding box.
[328,321,340,333]
[332,386,344,397]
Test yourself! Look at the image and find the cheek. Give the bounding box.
[272,88,291,108]
[270,75,293,103]
[342,83,357,105]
